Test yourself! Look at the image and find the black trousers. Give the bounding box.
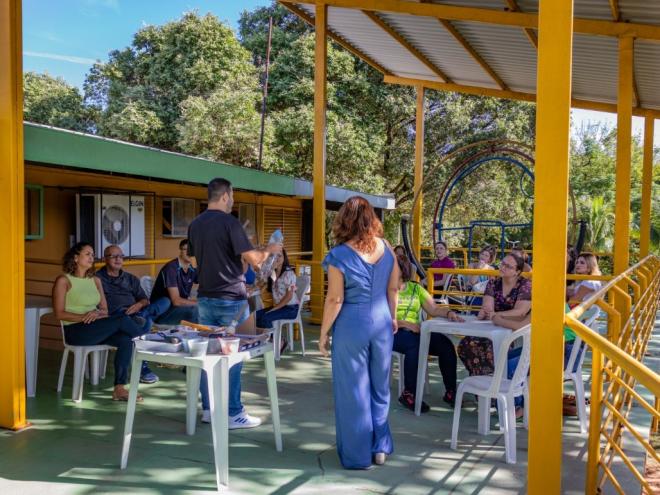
[392,328,457,396]
[64,314,146,385]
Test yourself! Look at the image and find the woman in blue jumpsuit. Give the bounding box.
[319,196,399,469]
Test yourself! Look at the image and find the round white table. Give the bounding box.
[415,315,512,416]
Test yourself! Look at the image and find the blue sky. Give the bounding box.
[22,0,270,88]
[22,0,657,142]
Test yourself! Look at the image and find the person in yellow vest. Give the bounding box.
[52,242,148,401]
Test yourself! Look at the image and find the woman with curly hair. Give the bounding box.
[52,242,147,401]
[319,196,400,469]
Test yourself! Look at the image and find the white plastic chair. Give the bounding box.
[273,275,310,361]
[392,351,429,397]
[57,322,114,402]
[140,275,154,299]
[564,306,600,433]
[434,274,454,305]
[451,324,531,464]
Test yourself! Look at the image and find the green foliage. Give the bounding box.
[23,72,93,132]
[85,11,258,149]
[177,80,262,167]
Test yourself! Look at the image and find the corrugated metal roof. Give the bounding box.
[290,0,660,112]
[449,20,538,93]
[378,12,500,88]
[635,41,660,109]
[572,34,618,104]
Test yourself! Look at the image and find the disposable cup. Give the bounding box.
[187,338,208,357]
[219,337,240,355]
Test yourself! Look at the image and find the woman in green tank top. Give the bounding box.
[53,242,146,401]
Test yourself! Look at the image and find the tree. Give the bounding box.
[177,80,262,167]
[23,72,93,132]
[85,12,260,150]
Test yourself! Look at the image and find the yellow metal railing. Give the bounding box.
[426,267,613,313]
[419,245,614,269]
[564,255,660,494]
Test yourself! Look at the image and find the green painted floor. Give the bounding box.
[1,320,655,494]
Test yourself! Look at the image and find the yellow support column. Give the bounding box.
[528,0,573,492]
[639,114,654,258]
[613,36,634,274]
[310,3,327,323]
[0,0,27,430]
[412,85,425,261]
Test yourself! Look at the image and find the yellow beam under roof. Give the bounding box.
[383,75,660,118]
[283,0,660,41]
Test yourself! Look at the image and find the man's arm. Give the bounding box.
[125,273,149,315]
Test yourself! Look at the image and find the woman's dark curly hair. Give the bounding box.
[62,242,95,277]
[332,196,383,253]
[396,254,414,283]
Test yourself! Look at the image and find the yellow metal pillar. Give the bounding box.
[310,3,327,323]
[528,0,573,492]
[412,85,425,261]
[613,36,634,274]
[0,0,27,429]
[639,114,654,258]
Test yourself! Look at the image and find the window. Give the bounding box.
[162,198,196,237]
[25,184,44,240]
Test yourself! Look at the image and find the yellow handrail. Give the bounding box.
[564,255,660,494]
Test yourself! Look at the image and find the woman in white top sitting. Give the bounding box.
[255,248,299,329]
[567,252,602,305]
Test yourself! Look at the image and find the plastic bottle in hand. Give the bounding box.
[259,229,284,283]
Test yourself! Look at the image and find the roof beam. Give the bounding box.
[282,0,660,42]
[437,18,509,90]
[279,1,392,75]
[609,0,621,22]
[383,74,660,118]
[503,0,538,48]
[362,10,452,83]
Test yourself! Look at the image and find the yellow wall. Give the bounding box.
[25,164,303,349]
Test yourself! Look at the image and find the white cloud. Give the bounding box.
[24,51,98,65]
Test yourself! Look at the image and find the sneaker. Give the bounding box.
[201,410,211,424]
[140,363,159,384]
[443,390,456,407]
[398,390,429,413]
[229,410,262,430]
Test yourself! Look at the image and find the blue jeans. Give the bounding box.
[255,304,298,329]
[112,297,170,332]
[156,304,199,325]
[198,297,250,416]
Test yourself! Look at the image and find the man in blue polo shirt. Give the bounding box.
[97,245,168,384]
[152,239,199,324]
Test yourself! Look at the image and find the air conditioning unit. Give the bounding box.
[162,198,196,237]
[76,193,146,257]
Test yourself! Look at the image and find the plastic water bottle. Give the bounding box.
[259,229,284,283]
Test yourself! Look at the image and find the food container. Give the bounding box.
[187,338,209,357]
[135,338,183,353]
[219,337,241,355]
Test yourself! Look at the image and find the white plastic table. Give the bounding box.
[415,315,512,416]
[25,295,53,397]
[120,342,282,491]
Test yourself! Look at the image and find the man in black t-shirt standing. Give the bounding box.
[188,177,281,427]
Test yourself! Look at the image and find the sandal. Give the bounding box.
[112,390,143,402]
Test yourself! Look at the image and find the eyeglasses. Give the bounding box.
[106,254,124,260]
[500,261,516,270]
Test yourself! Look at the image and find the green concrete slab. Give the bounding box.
[1,319,657,494]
